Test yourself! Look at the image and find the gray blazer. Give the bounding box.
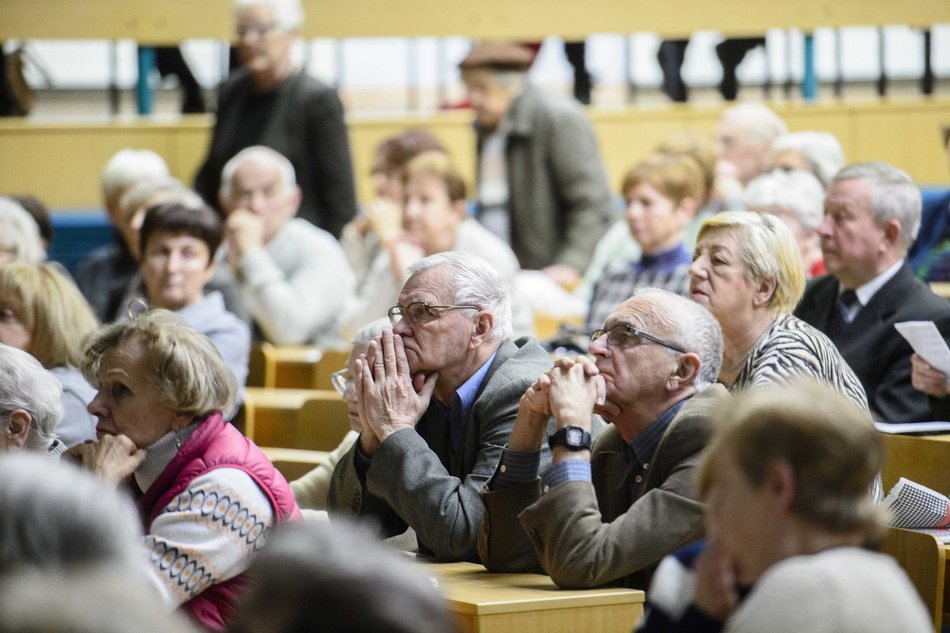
[476,83,614,272]
[479,385,728,589]
[327,337,553,562]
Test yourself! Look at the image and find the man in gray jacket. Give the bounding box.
[459,41,614,287]
[327,252,553,561]
[479,288,727,589]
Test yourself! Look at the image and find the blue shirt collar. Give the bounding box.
[452,351,498,418]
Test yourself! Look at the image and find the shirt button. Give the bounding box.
[643,462,649,469]
[543,485,550,493]
[500,464,507,473]
[634,475,642,483]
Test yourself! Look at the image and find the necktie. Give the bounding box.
[826,289,858,339]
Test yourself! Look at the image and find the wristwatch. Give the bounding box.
[547,426,592,451]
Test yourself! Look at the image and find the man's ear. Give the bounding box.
[5,409,33,448]
[288,185,303,218]
[881,218,902,251]
[469,311,495,350]
[668,352,701,391]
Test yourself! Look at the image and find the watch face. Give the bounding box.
[567,427,583,445]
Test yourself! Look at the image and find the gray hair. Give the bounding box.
[0,452,146,576]
[81,310,236,418]
[407,252,512,341]
[0,197,45,265]
[771,131,845,187]
[352,317,391,348]
[0,344,63,452]
[232,520,452,633]
[832,162,921,248]
[233,0,304,31]
[634,289,723,391]
[219,145,297,202]
[744,169,825,230]
[119,177,203,223]
[100,149,169,212]
[720,102,787,146]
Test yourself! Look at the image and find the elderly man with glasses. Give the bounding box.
[479,288,728,589]
[327,251,553,562]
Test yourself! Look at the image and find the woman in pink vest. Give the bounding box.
[77,309,301,631]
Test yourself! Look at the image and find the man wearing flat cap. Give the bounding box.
[459,41,614,288]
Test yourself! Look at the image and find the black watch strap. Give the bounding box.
[547,425,592,451]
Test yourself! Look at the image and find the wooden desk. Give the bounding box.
[880,433,950,495]
[882,528,949,632]
[242,387,345,450]
[248,343,348,390]
[425,561,644,633]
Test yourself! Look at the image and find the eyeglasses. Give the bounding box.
[236,21,279,38]
[387,302,479,327]
[330,368,354,398]
[589,323,687,354]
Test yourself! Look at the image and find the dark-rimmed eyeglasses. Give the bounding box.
[387,302,480,327]
[589,323,687,354]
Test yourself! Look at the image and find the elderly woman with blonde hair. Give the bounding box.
[688,211,869,415]
[0,262,99,447]
[79,310,300,631]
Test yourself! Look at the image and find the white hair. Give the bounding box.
[219,145,297,202]
[352,318,391,348]
[100,149,169,211]
[744,169,825,231]
[234,0,304,30]
[0,344,63,452]
[634,289,723,391]
[407,252,513,341]
[833,162,921,248]
[771,131,845,187]
[0,197,45,265]
[721,102,787,146]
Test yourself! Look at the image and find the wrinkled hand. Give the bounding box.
[542,264,580,290]
[547,356,605,429]
[87,434,147,487]
[507,374,554,451]
[911,353,950,398]
[355,330,437,455]
[693,537,739,622]
[366,198,403,243]
[224,209,266,267]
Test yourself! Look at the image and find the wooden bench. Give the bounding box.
[242,387,347,450]
[248,343,349,390]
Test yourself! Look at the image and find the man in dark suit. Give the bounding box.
[194,0,356,238]
[795,162,950,423]
[478,289,727,589]
[327,251,553,562]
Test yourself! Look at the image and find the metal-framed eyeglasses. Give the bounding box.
[589,323,687,354]
[387,302,480,327]
[330,368,354,399]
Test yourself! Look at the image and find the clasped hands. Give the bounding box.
[355,329,437,456]
[507,355,619,452]
[67,434,146,487]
